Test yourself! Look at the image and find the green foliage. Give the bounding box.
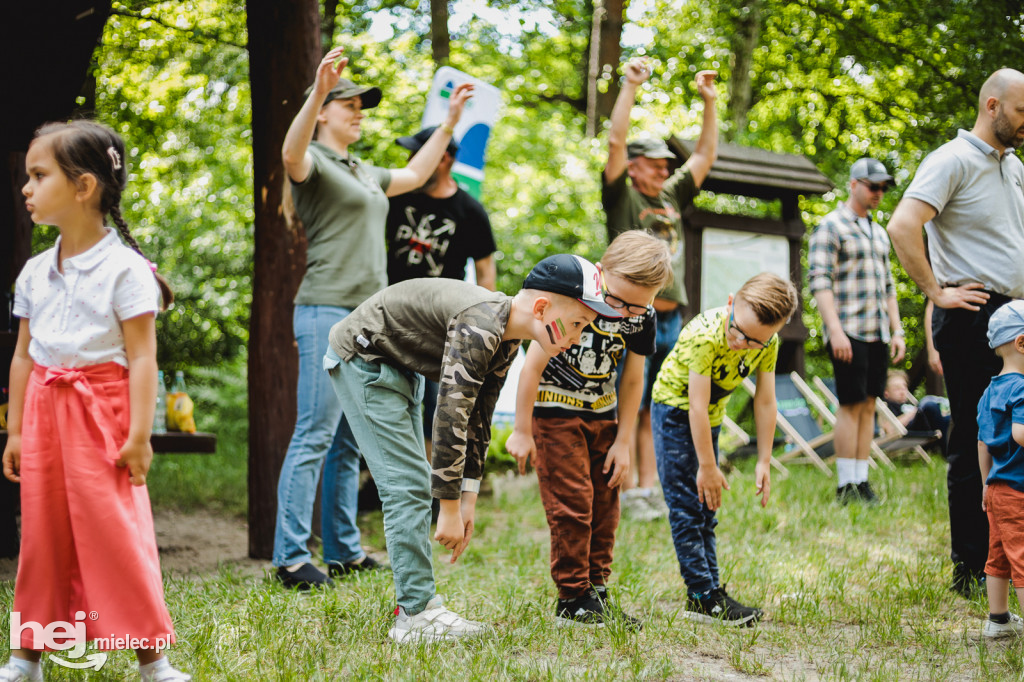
[35,0,1022,378]
[94,0,253,367]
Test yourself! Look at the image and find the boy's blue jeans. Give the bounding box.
[652,401,721,596]
[273,305,364,568]
[325,348,436,614]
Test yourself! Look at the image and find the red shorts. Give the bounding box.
[985,482,1024,582]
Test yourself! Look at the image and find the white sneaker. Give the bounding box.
[620,489,664,522]
[140,659,192,682]
[0,662,42,682]
[982,613,1024,639]
[388,595,491,644]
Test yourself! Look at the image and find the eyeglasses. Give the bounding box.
[603,289,651,317]
[728,305,768,349]
[857,180,888,193]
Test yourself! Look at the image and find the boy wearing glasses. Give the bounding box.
[651,273,797,626]
[506,231,672,627]
[808,158,905,505]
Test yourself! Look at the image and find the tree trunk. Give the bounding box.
[727,0,762,140]
[430,0,450,67]
[246,1,319,559]
[322,0,340,53]
[595,0,623,122]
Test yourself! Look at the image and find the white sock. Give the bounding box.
[855,459,869,483]
[285,562,305,572]
[836,458,856,487]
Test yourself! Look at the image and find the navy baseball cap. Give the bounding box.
[305,78,382,109]
[396,126,459,156]
[988,300,1024,348]
[523,254,622,318]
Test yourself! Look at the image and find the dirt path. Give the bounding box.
[0,508,265,582]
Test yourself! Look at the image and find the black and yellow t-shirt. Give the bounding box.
[652,307,779,426]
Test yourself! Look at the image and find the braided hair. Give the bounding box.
[32,120,173,309]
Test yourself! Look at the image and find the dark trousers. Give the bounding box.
[533,416,621,599]
[652,402,721,596]
[932,296,1008,577]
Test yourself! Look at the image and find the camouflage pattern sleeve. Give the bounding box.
[430,300,508,499]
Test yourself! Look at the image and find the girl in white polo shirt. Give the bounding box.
[1,121,188,682]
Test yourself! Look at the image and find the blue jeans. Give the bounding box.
[652,401,721,596]
[642,308,684,408]
[273,305,364,567]
[326,350,435,614]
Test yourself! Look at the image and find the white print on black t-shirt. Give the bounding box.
[394,207,455,276]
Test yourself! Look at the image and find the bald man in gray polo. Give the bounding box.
[889,68,1024,598]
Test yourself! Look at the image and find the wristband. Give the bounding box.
[461,478,481,494]
[892,328,905,338]
[440,123,455,135]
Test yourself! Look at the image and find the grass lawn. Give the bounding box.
[2,454,1021,680]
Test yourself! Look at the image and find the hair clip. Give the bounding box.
[147,260,158,273]
[107,146,122,171]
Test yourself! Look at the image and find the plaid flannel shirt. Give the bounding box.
[808,202,895,343]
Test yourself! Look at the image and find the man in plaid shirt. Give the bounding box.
[808,158,906,504]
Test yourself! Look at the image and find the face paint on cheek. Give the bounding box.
[545,318,566,345]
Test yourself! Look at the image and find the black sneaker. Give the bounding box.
[683,587,761,627]
[856,481,879,505]
[555,592,605,627]
[328,554,386,578]
[591,586,643,631]
[276,563,333,590]
[951,566,986,599]
[836,483,860,505]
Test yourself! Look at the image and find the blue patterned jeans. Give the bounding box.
[652,401,721,596]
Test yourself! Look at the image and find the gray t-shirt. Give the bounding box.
[904,130,1024,298]
[291,141,392,308]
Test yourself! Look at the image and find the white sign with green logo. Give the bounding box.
[422,66,501,199]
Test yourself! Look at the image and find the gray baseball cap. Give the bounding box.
[627,139,676,160]
[304,78,382,109]
[988,300,1024,349]
[850,158,894,186]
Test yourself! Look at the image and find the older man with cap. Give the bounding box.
[888,68,1024,597]
[603,57,719,520]
[273,46,473,589]
[809,158,905,505]
[385,126,498,463]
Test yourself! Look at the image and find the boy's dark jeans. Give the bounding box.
[652,401,721,596]
[933,295,1007,581]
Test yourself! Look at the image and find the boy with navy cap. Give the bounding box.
[978,300,1024,638]
[324,255,618,643]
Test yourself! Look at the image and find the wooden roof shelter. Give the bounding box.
[668,138,834,375]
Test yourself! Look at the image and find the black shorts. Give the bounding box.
[827,338,888,405]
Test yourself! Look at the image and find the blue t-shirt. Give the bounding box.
[978,372,1024,492]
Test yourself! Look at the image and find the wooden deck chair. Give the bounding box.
[741,374,832,475]
[792,374,888,469]
[720,414,790,478]
[811,376,936,466]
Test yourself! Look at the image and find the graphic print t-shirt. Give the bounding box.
[386,188,496,282]
[534,308,656,420]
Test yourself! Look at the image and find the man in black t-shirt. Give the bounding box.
[386,126,499,460]
[386,126,497,289]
